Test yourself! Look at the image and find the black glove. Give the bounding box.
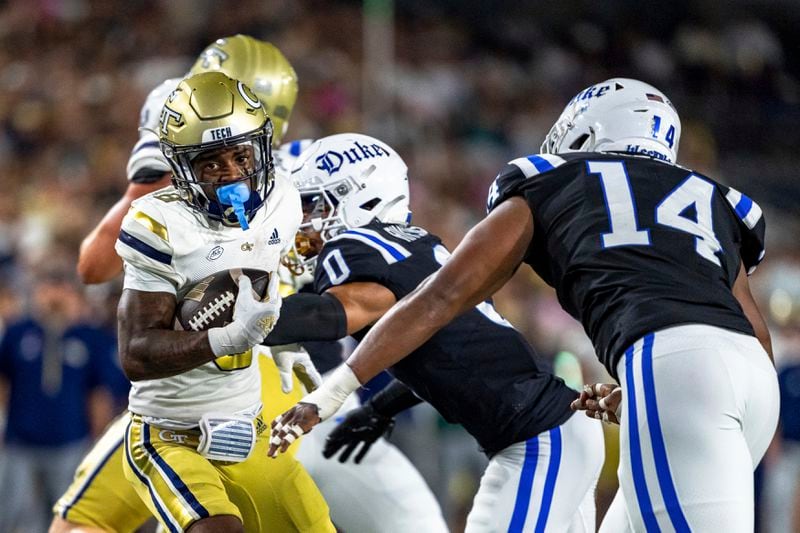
[322,403,395,464]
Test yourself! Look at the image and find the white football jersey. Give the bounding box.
[115,173,301,428]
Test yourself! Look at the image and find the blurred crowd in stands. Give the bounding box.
[0,0,799,530]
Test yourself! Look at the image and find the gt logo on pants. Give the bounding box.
[159,430,189,444]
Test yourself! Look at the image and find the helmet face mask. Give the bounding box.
[288,133,411,268]
[159,72,274,227]
[293,188,338,263]
[541,78,681,163]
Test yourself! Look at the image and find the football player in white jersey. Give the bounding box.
[57,35,446,533]
[77,35,298,284]
[115,71,333,532]
[53,36,314,533]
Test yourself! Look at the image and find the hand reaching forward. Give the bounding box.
[268,403,321,457]
[269,363,362,457]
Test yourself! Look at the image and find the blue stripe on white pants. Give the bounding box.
[624,332,689,532]
[533,427,562,532]
[640,334,690,532]
[624,343,659,532]
[508,436,539,532]
[465,412,603,533]
[617,325,779,533]
[507,427,562,533]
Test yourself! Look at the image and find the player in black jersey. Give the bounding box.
[265,133,605,532]
[271,81,779,533]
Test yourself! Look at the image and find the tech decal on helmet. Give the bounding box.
[190,35,298,146]
[158,71,274,229]
[541,78,681,163]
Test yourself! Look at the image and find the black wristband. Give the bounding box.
[264,292,348,345]
[369,380,422,418]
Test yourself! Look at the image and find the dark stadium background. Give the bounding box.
[1,0,799,530]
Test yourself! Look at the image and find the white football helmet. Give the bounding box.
[290,133,410,262]
[274,138,315,179]
[541,78,681,163]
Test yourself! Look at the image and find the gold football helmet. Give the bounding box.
[190,35,298,146]
[158,71,274,228]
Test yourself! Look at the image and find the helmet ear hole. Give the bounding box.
[569,134,590,150]
[359,198,381,211]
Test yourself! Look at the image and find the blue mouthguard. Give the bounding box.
[217,182,251,230]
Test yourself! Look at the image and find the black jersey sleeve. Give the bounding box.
[486,154,572,214]
[313,234,396,294]
[719,184,766,274]
[486,163,527,214]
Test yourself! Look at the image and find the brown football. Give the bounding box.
[174,269,270,331]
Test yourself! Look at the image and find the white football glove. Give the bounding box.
[272,347,323,393]
[208,274,281,356]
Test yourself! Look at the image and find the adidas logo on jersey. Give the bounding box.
[268,229,281,245]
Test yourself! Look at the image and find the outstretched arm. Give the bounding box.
[263,281,396,346]
[269,197,533,457]
[77,177,170,284]
[345,196,533,383]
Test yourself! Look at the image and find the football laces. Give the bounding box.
[188,291,235,331]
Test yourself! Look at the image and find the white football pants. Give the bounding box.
[465,411,605,532]
[606,324,779,533]
[296,393,449,533]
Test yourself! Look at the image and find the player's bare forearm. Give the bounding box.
[326,281,396,334]
[77,211,125,284]
[732,262,773,362]
[345,197,533,383]
[117,289,216,381]
[77,178,170,284]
